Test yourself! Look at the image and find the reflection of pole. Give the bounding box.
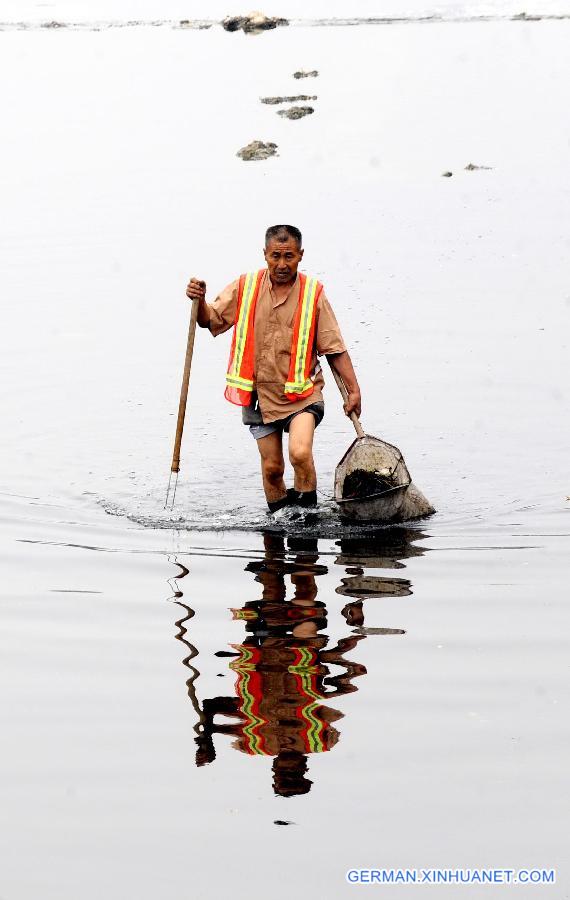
[174,602,204,732]
[166,557,204,735]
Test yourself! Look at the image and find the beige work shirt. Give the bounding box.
[205,270,346,423]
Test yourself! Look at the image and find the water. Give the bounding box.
[0,11,569,899]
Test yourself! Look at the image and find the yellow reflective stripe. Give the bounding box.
[226,374,254,389]
[240,670,265,754]
[289,647,325,753]
[230,646,265,755]
[284,378,313,394]
[292,277,318,388]
[231,271,257,378]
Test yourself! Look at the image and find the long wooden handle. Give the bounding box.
[170,298,199,473]
[329,364,365,439]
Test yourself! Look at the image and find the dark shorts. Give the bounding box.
[246,401,325,441]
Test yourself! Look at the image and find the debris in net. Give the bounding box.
[261,95,317,104]
[342,468,396,500]
[293,70,319,79]
[465,162,493,170]
[277,105,314,120]
[441,171,453,177]
[222,13,289,33]
[237,140,278,161]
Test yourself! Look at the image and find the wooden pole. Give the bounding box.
[328,362,366,439]
[165,298,199,507]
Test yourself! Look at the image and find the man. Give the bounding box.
[186,224,361,513]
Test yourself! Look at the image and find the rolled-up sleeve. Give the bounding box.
[316,289,347,356]
[205,280,238,337]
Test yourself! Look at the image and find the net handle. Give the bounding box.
[329,365,365,439]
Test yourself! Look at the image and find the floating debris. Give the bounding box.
[274,820,295,826]
[41,20,67,28]
[293,70,319,79]
[277,105,314,120]
[342,468,396,500]
[352,626,407,636]
[261,95,317,105]
[178,20,212,29]
[222,13,288,33]
[237,140,278,161]
[465,162,494,170]
[441,171,453,177]
[512,11,542,21]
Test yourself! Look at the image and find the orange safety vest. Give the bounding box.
[224,269,323,406]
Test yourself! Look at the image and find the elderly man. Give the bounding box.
[186,225,361,513]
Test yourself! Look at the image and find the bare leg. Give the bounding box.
[256,431,286,502]
[288,413,317,492]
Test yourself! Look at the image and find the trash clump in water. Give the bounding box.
[342,468,396,500]
[277,105,314,120]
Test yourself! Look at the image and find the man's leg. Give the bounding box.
[288,412,317,494]
[256,431,287,504]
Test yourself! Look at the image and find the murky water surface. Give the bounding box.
[0,11,569,899]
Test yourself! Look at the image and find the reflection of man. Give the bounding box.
[186,225,361,513]
[195,535,366,796]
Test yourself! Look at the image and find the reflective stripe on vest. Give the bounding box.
[229,644,268,755]
[224,270,322,406]
[288,646,328,754]
[284,274,322,400]
[224,270,265,406]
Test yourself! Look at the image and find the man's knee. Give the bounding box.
[289,443,313,470]
[262,458,285,483]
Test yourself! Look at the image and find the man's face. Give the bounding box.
[264,237,304,285]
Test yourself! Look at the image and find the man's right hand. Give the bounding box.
[186,278,206,301]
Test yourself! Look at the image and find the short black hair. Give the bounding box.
[265,224,302,249]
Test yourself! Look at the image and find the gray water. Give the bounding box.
[0,13,569,899]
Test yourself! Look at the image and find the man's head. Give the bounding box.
[264,224,304,286]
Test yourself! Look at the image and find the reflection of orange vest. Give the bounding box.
[229,644,329,756]
[224,270,323,406]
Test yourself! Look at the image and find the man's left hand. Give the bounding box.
[344,391,362,418]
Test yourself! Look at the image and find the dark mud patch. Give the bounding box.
[342,468,396,500]
[277,106,314,120]
[261,95,317,105]
[237,140,278,161]
[222,14,288,34]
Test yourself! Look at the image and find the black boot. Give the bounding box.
[288,489,317,508]
[267,494,290,514]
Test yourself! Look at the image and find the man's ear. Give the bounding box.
[263,246,269,261]
[299,248,304,259]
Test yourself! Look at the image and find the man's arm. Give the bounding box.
[327,350,362,418]
[185,277,237,335]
